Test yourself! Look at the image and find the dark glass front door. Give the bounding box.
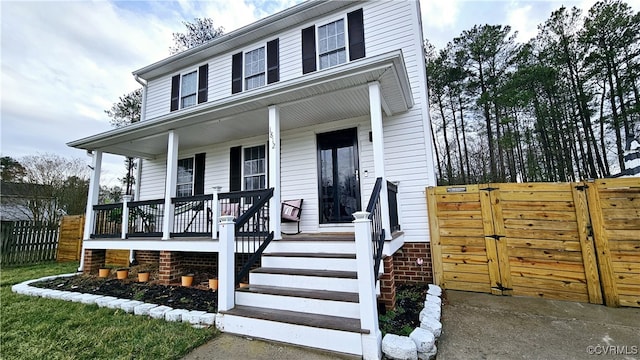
[318,128,360,223]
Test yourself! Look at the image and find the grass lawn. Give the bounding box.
[1,262,217,360]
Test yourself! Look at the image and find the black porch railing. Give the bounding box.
[128,199,164,238]
[171,194,214,237]
[219,188,274,285]
[387,181,400,233]
[92,203,122,238]
[366,178,386,282]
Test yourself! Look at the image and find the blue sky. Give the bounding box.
[1,0,638,185]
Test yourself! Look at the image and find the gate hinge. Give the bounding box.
[480,186,499,191]
[575,184,589,191]
[486,234,504,240]
[492,283,513,292]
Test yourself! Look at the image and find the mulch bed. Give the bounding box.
[32,268,218,313]
[32,268,428,334]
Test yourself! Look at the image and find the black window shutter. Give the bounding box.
[301,26,316,74]
[194,153,206,195]
[267,39,280,84]
[231,52,243,94]
[229,146,242,192]
[347,8,365,61]
[197,64,208,104]
[170,75,180,111]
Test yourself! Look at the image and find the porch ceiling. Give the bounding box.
[68,51,413,159]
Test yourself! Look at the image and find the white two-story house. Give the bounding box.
[68,1,435,357]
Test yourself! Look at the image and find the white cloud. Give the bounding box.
[506,4,538,43]
[0,0,302,186]
[422,0,461,30]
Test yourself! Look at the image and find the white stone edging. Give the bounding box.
[11,273,217,328]
[382,284,442,360]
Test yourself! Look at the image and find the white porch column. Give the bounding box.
[211,186,222,239]
[369,82,392,240]
[78,150,102,272]
[162,131,179,240]
[353,211,383,360]
[268,105,282,239]
[121,194,132,240]
[218,215,236,312]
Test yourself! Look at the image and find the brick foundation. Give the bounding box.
[392,242,433,284]
[156,251,219,284]
[379,242,433,311]
[135,250,159,264]
[83,249,106,275]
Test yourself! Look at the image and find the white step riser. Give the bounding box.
[218,314,363,356]
[235,291,360,319]
[266,241,355,254]
[249,273,358,292]
[261,256,356,271]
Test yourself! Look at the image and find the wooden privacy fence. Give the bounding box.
[57,215,129,266]
[427,178,639,308]
[0,220,60,265]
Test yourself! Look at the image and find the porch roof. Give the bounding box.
[67,51,413,159]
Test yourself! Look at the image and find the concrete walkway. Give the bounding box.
[438,290,640,360]
[182,333,358,360]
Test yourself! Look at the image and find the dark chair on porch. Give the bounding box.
[281,199,303,235]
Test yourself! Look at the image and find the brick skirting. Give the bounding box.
[83,249,106,275]
[379,242,433,311]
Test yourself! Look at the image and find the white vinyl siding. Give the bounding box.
[278,28,300,82]
[144,77,171,120]
[138,158,166,200]
[208,57,230,102]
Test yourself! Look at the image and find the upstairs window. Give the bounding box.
[245,47,266,90]
[302,8,365,74]
[318,19,346,70]
[180,71,197,108]
[232,39,279,94]
[170,64,208,112]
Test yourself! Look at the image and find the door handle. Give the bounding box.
[355,169,359,181]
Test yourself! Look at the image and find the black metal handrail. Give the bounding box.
[92,203,122,238]
[387,181,401,233]
[128,199,164,238]
[171,194,214,237]
[219,188,275,285]
[366,178,386,282]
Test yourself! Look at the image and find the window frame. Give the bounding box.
[241,144,267,191]
[180,70,198,109]
[176,157,195,198]
[316,15,349,70]
[244,46,266,91]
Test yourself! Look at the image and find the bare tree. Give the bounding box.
[169,18,224,55]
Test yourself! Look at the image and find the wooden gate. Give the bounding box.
[587,178,640,307]
[428,182,604,304]
[57,215,84,262]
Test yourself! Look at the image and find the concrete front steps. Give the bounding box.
[219,234,370,356]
